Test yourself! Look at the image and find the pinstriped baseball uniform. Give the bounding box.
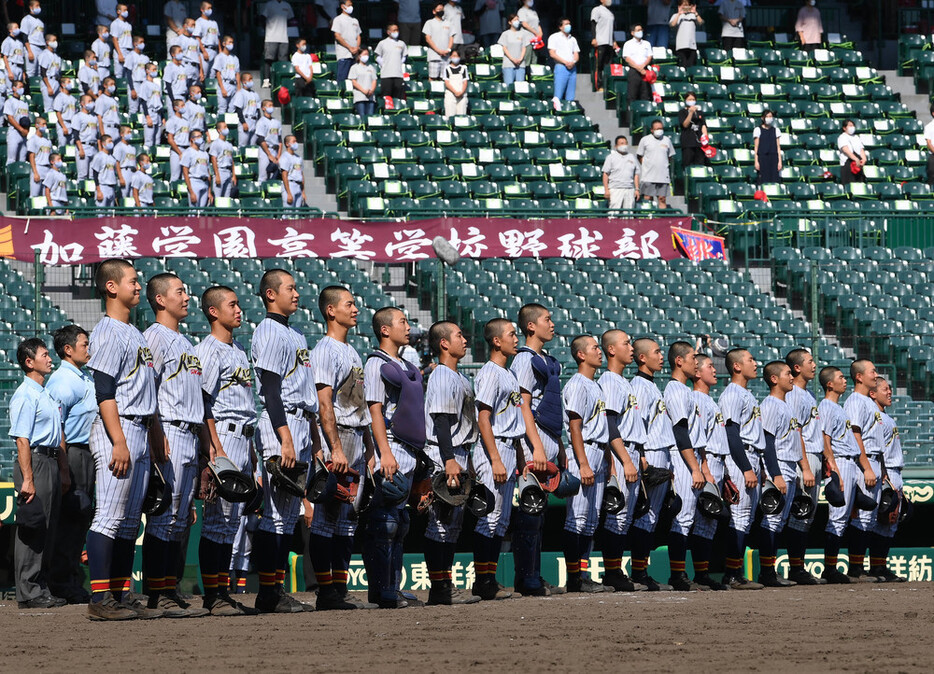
[511,349,561,461]
[196,335,257,544]
[87,316,157,540]
[875,411,902,537]
[719,382,764,534]
[821,397,868,536]
[693,389,728,540]
[364,352,420,476]
[563,373,608,537]
[845,391,884,524]
[144,323,205,542]
[424,364,477,543]
[760,395,801,533]
[310,335,370,538]
[252,314,315,536]
[785,384,822,534]
[631,373,674,533]
[600,370,643,536]
[665,378,706,536]
[473,361,524,539]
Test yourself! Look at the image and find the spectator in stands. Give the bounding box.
[2,23,26,84]
[111,4,132,79]
[95,77,120,140]
[443,49,469,117]
[182,130,213,208]
[214,36,242,113]
[79,49,102,98]
[73,95,99,179]
[499,14,527,85]
[424,3,454,80]
[444,0,465,55]
[262,0,295,89]
[132,153,154,207]
[753,109,782,185]
[280,134,306,208]
[92,25,112,79]
[164,45,189,106]
[37,33,61,111]
[316,0,339,49]
[113,125,137,199]
[795,0,823,52]
[719,0,745,49]
[179,18,205,85]
[255,99,282,181]
[53,76,77,146]
[602,134,641,211]
[376,24,408,100]
[679,92,707,169]
[232,72,261,147]
[349,48,377,118]
[27,117,52,197]
[185,84,207,134]
[924,104,934,186]
[292,38,316,98]
[166,98,192,181]
[548,17,579,111]
[591,0,617,92]
[644,0,672,50]
[837,118,866,186]
[475,0,504,50]
[622,24,652,113]
[21,0,44,78]
[4,79,28,162]
[43,153,67,213]
[91,134,120,207]
[97,0,119,26]
[139,62,164,148]
[195,2,220,74]
[398,0,422,46]
[518,0,543,67]
[637,118,674,209]
[164,0,188,56]
[125,36,149,115]
[210,121,237,198]
[670,1,703,67]
[333,0,361,84]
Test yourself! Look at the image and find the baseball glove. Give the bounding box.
[722,477,741,505]
[642,465,674,488]
[265,457,309,498]
[199,464,218,504]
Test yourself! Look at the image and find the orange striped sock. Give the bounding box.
[580,558,589,573]
[725,557,743,571]
[693,560,709,574]
[670,560,686,573]
[760,555,776,571]
[201,573,218,590]
[789,557,804,570]
[147,577,166,593]
[631,558,647,573]
[237,576,246,590]
[109,577,130,594]
[164,576,177,592]
[566,561,581,574]
[849,553,864,571]
[605,557,623,572]
[275,569,286,586]
[824,554,838,568]
[217,571,229,590]
[91,579,111,597]
[428,571,447,585]
[315,571,333,586]
[870,556,887,568]
[258,572,276,588]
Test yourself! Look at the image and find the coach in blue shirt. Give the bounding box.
[9,337,68,609]
[46,324,96,604]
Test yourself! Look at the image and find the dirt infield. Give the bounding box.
[2,584,932,672]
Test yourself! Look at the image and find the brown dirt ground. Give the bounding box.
[1,584,932,672]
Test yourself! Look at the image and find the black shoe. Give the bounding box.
[693,573,730,591]
[870,567,908,583]
[632,572,669,592]
[18,594,66,609]
[255,589,303,614]
[668,571,705,592]
[515,582,550,597]
[846,569,878,583]
[426,583,482,605]
[315,588,358,611]
[472,578,512,600]
[822,568,852,584]
[399,590,425,607]
[788,569,824,586]
[204,594,246,616]
[566,575,606,593]
[602,569,636,592]
[757,569,797,587]
[722,573,764,590]
[541,577,566,595]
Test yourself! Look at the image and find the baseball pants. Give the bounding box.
[786,453,822,534]
[13,452,60,603]
[95,184,116,208]
[692,453,727,540]
[76,147,98,181]
[826,456,867,536]
[512,426,560,588]
[874,467,902,538]
[231,515,254,573]
[423,444,470,543]
[89,416,151,540]
[725,448,761,535]
[670,448,704,536]
[30,166,49,197]
[238,125,257,149]
[213,170,234,199]
[143,118,163,148]
[472,438,518,539]
[25,54,37,77]
[217,89,235,114]
[563,442,608,536]
[258,148,279,183]
[169,150,185,182]
[188,176,211,208]
[283,182,305,208]
[860,456,884,531]
[603,446,642,535]
[632,448,672,533]
[256,410,312,536]
[310,426,366,538]
[201,426,254,545]
[50,443,96,597]
[6,129,26,163]
[761,459,799,533]
[146,424,200,542]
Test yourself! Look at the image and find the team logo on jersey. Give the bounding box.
[874,411,882,424]
[297,348,310,367]
[183,353,202,375]
[809,405,819,421]
[588,399,606,423]
[893,426,900,439]
[652,399,667,421]
[845,419,852,429]
[715,411,725,426]
[751,405,761,419]
[627,393,638,410]
[227,366,252,388]
[128,346,154,377]
[508,390,522,408]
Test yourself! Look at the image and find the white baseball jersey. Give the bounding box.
[760,395,801,462]
[310,335,369,428]
[599,370,647,446]
[694,390,728,456]
[630,373,675,451]
[719,382,765,450]
[251,315,317,413]
[563,373,608,444]
[844,391,885,457]
[664,378,705,449]
[880,411,903,469]
[474,360,525,438]
[144,323,204,424]
[425,365,478,447]
[818,398,859,458]
[786,384,821,454]
[195,335,256,424]
[87,315,157,416]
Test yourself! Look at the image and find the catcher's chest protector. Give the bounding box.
[520,347,564,438]
[370,350,427,450]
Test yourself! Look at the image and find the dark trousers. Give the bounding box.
[841,158,865,186]
[593,44,614,90]
[627,66,650,106]
[676,48,697,68]
[294,77,316,98]
[926,154,934,186]
[721,36,746,50]
[297,517,318,591]
[336,58,353,84]
[381,77,405,99]
[14,452,61,603]
[50,444,95,598]
[682,145,707,169]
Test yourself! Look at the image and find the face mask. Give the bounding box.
[562,24,572,34]
[290,142,299,151]
[10,29,20,37]
[173,55,181,62]
[685,99,695,107]
[54,160,63,169]
[764,116,773,125]
[846,126,855,135]
[616,144,627,154]
[526,0,533,6]
[36,125,46,134]
[512,20,520,29]
[343,5,353,13]
[191,94,201,102]
[360,54,369,63]
[204,8,212,17]
[264,106,274,115]
[136,42,144,51]
[652,129,664,138]
[107,85,115,94]
[634,30,643,40]
[48,41,57,50]
[434,11,443,18]
[147,70,156,78]
[244,80,254,89]
[14,87,23,96]
[604,0,612,5]
[809,0,816,5]
[121,10,128,18]
[89,59,97,66]
[102,31,110,39]
[32,7,41,15]
[225,42,233,50]
[299,44,308,52]
[105,141,114,150]
[63,81,73,91]
[142,164,151,173]
[390,31,399,39]
[451,56,460,65]
[193,137,203,147]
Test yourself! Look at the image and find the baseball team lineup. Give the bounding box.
[8,256,914,621]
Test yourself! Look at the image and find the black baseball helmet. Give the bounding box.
[853,486,878,511]
[759,478,785,516]
[824,470,846,508]
[697,481,724,519]
[602,475,625,515]
[791,490,815,520]
[143,463,170,517]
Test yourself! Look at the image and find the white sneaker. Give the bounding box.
[262,78,271,89]
[552,96,562,112]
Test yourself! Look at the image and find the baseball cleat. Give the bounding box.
[870,567,907,583]
[472,579,512,600]
[119,595,165,619]
[398,591,425,607]
[722,573,764,590]
[514,583,550,597]
[846,569,879,583]
[87,593,139,621]
[669,572,708,592]
[602,570,638,592]
[821,568,852,584]
[315,589,358,611]
[204,595,247,616]
[788,569,824,586]
[426,583,482,605]
[540,578,566,595]
[693,573,730,591]
[566,576,606,593]
[631,572,670,592]
[757,570,797,588]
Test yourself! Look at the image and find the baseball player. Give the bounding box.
[663,342,710,591]
[757,361,801,587]
[364,307,426,609]
[309,285,375,611]
[510,303,565,597]
[251,269,320,613]
[628,338,674,592]
[783,348,825,586]
[85,259,158,621]
[598,329,646,592]
[141,274,211,619]
[842,359,882,582]
[817,366,861,585]
[718,348,765,590]
[423,321,481,605]
[46,325,96,605]
[471,319,526,601]
[195,286,257,616]
[690,354,730,590]
[868,377,907,582]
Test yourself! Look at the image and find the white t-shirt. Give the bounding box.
[261,0,295,44]
[332,11,361,60]
[591,5,614,47]
[316,0,339,30]
[674,11,699,51]
[622,38,652,64]
[547,32,580,65]
[291,51,313,79]
[924,119,934,152]
[719,0,745,38]
[837,132,865,165]
[444,4,465,43]
[753,126,783,140]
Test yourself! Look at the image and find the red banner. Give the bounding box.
[0,216,694,264]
